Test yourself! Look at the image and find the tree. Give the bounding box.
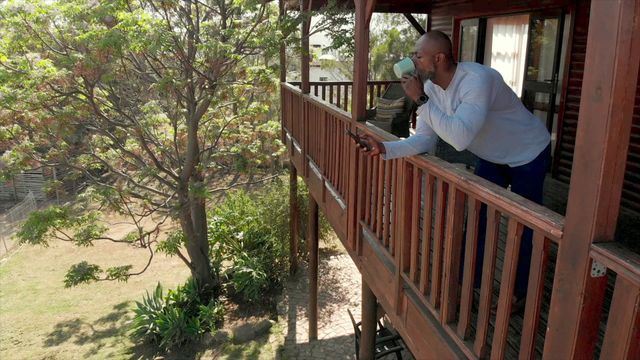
[0,0,284,297]
[369,13,426,80]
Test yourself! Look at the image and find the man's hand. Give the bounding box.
[358,134,385,157]
[401,74,424,102]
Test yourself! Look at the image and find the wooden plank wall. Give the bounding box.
[553,1,588,182]
[555,0,640,214]
[0,170,48,203]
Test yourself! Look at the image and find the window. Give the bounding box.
[484,14,530,96]
[319,76,329,81]
[458,19,482,62]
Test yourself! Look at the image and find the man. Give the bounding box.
[360,31,550,309]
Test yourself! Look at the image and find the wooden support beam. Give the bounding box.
[300,0,312,94]
[308,194,319,340]
[351,0,376,121]
[289,164,299,274]
[544,0,640,358]
[403,13,426,35]
[279,0,286,83]
[360,279,377,360]
[347,0,376,256]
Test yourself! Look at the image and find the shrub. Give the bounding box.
[131,279,224,350]
[208,176,331,303]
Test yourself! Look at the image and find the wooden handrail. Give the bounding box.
[591,242,640,287]
[288,80,399,86]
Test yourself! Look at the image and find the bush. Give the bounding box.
[207,176,331,303]
[131,279,224,350]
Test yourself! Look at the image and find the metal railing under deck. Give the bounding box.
[280,82,640,359]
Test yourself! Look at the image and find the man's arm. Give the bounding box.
[358,104,438,160]
[382,103,437,160]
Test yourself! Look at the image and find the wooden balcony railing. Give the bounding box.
[589,242,640,359]
[280,81,640,359]
[289,80,399,112]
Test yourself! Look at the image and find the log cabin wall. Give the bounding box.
[552,0,589,184]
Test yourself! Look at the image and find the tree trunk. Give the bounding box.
[179,183,219,299]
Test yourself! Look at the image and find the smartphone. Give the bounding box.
[345,129,372,151]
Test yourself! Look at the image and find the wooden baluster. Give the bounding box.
[399,160,414,279]
[314,84,318,97]
[336,85,342,109]
[390,160,398,256]
[326,115,332,181]
[419,174,435,295]
[457,197,481,338]
[599,277,640,359]
[371,155,379,229]
[336,119,340,188]
[409,168,422,283]
[430,179,448,308]
[364,154,372,225]
[321,109,327,171]
[474,206,501,358]
[339,121,345,197]
[383,160,392,249]
[329,85,334,106]
[519,233,550,360]
[344,84,349,112]
[441,186,466,324]
[368,83,374,109]
[491,218,524,360]
[355,150,366,253]
[375,156,384,239]
[322,84,326,101]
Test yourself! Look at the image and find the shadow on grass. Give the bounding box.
[44,301,131,356]
[127,330,272,360]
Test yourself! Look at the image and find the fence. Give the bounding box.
[0,192,37,256]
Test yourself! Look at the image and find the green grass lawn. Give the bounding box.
[0,236,284,359]
[0,238,191,359]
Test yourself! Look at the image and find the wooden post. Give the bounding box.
[360,279,377,360]
[544,0,640,358]
[279,0,286,84]
[289,166,299,274]
[300,0,311,95]
[347,0,375,251]
[279,0,287,144]
[352,4,376,358]
[308,194,319,341]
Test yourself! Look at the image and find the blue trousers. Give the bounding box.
[472,145,550,299]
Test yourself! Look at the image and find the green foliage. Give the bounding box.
[64,261,102,287]
[105,265,133,282]
[131,279,225,350]
[1,0,288,292]
[157,230,184,257]
[207,177,330,303]
[16,205,106,247]
[369,14,427,80]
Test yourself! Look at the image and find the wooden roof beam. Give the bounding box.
[403,13,426,35]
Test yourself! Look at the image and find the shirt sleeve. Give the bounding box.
[424,75,490,151]
[381,104,438,160]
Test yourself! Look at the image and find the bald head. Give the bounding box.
[417,31,454,62]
